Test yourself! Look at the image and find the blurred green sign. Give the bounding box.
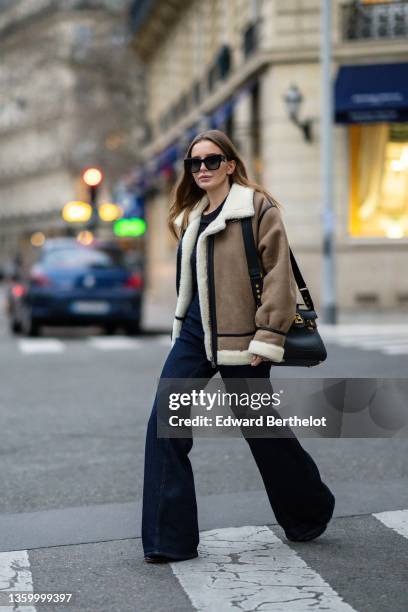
[113,217,146,237]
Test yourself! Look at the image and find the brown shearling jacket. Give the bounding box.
[171,182,297,367]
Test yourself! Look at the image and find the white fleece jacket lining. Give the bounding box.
[248,339,285,363]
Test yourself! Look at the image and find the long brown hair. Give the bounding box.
[167,129,282,240]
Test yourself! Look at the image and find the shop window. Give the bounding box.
[349,122,408,238]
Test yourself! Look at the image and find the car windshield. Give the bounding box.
[41,248,124,269]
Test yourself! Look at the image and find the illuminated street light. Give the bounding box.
[77,230,94,245]
[98,202,122,222]
[30,232,46,247]
[62,201,92,223]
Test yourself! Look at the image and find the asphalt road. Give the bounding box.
[0,283,407,612]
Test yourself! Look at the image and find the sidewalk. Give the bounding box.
[330,309,408,325]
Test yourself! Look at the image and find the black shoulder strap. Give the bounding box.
[241,217,263,308]
[241,217,315,311]
[288,249,314,310]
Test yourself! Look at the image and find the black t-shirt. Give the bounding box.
[190,196,227,298]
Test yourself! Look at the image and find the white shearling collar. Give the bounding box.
[174,183,254,231]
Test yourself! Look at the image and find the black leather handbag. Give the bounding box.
[241,218,327,367]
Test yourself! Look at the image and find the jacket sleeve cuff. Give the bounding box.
[248,339,285,363]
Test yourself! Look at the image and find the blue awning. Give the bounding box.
[335,63,408,124]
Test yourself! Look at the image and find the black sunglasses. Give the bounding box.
[184,154,227,174]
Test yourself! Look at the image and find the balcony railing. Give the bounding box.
[341,1,408,41]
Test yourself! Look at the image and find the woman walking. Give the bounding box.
[142,129,335,563]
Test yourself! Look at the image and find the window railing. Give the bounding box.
[341,1,408,41]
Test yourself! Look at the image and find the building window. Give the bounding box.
[242,22,258,58]
[159,114,168,132]
[225,111,234,142]
[191,80,201,105]
[207,64,218,93]
[349,123,408,239]
[218,45,231,80]
[144,122,153,142]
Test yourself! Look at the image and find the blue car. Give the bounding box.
[8,238,143,336]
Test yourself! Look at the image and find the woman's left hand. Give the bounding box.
[250,354,269,366]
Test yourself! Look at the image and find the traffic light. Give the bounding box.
[82,167,103,229]
[82,167,103,205]
[83,168,103,186]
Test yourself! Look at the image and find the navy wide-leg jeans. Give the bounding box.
[142,292,335,559]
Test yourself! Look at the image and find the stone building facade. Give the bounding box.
[0,0,145,268]
[128,0,408,313]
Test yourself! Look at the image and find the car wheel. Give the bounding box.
[21,308,40,337]
[10,317,22,334]
[124,321,141,336]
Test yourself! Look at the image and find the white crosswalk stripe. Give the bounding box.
[18,339,66,354]
[0,550,35,611]
[171,525,356,612]
[382,345,408,355]
[15,335,168,354]
[320,324,408,356]
[373,508,408,539]
[86,336,143,350]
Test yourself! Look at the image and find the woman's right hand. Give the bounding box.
[250,354,271,367]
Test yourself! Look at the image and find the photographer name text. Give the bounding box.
[167,415,327,428]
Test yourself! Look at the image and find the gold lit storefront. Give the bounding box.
[349,122,408,239]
